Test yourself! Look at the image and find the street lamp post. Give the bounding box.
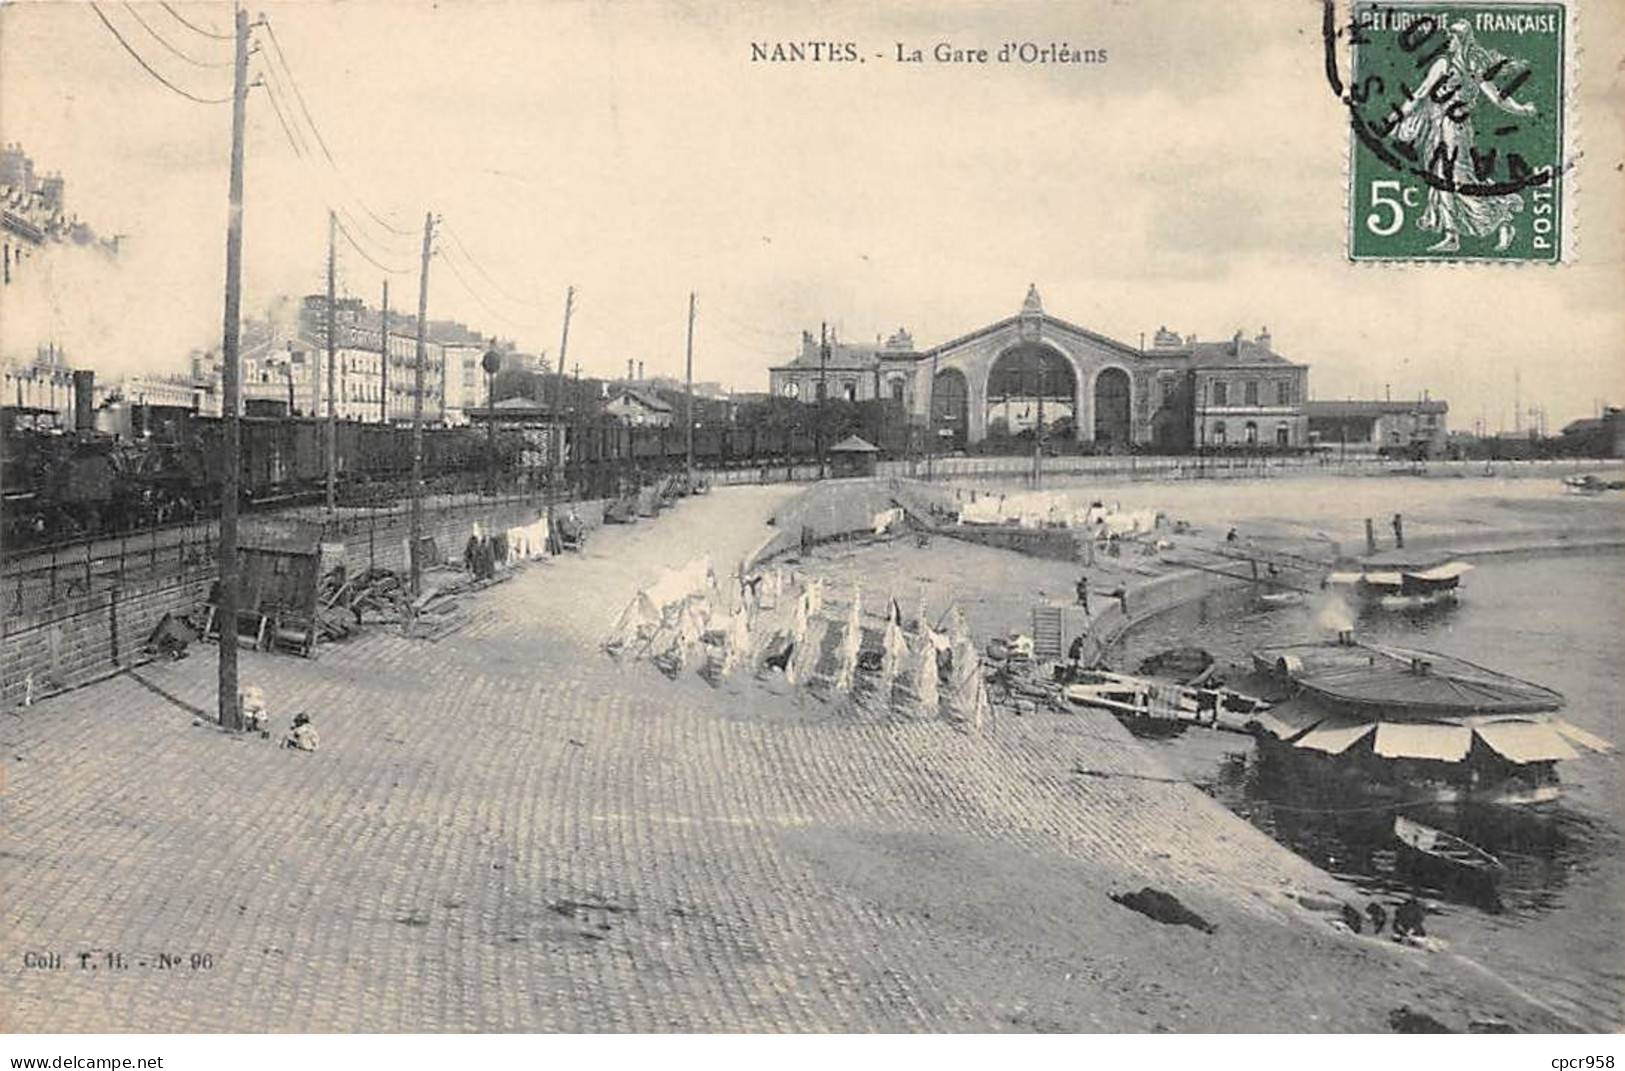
[481,342,501,496]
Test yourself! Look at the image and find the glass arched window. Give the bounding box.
[1212,420,1227,445]
[1245,421,1259,444]
[1276,422,1290,446]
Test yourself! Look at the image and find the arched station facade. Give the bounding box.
[768,287,1310,452]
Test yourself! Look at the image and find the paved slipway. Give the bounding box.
[1,484,1579,1033]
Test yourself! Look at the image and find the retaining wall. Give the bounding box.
[1,497,611,709]
[0,574,215,707]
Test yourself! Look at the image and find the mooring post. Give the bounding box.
[1392,512,1405,549]
[1364,518,1377,555]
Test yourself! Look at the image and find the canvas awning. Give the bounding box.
[1293,718,1377,755]
[1406,561,1473,582]
[1250,699,1327,742]
[1373,722,1473,762]
[1550,718,1615,754]
[1473,721,1578,764]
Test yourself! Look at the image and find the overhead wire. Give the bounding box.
[436,243,537,329]
[88,2,230,104]
[258,74,414,275]
[254,53,417,259]
[255,45,418,261]
[439,220,549,310]
[158,1,232,41]
[260,19,416,240]
[121,1,231,67]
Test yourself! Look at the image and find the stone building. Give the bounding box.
[767,287,1311,452]
[1304,398,1449,454]
[603,387,674,428]
[768,327,921,407]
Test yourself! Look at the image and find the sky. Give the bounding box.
[2,0,1621,428]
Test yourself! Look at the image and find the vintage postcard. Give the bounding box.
[1,0,1622,1056]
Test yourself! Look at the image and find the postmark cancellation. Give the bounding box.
[1336,2,1568,263]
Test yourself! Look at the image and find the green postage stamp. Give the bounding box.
[1339,2,1566,262]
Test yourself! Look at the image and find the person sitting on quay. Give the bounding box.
[282,712,319,752]
[241,686,270,737]
[1067,634,1087,676]
[1075,573,1090,614]
[1393,896,1427,940]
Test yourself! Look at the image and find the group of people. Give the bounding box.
[239,686,319,751]
[1074,572,1130,617]
[1338,896,1428,939]
[464,529,509,581]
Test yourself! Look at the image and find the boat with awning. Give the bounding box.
[1245,636,1611,805]
[1324,553,1473,609]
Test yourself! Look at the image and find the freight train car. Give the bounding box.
[1,404,531,552]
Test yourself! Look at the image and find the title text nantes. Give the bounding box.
[749,40,1107,65]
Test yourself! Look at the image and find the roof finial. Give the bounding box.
[1022,283,1043,314]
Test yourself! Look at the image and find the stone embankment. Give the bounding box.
[3,477,1607,1032]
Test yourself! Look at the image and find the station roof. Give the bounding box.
[1304,399,1448,416]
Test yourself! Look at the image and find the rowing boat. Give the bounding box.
[1393,814,1505,880]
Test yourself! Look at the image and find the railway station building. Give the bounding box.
[768,286,1312,453]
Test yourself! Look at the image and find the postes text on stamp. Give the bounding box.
[1340,2,1565,262]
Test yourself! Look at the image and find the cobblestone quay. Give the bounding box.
[2,483,1575,1032]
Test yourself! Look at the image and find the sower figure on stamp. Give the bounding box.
[1394,20,1539,253]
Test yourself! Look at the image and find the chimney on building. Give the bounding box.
[1256,326,1272,350]
[627,358,634,380]
[638,360,644,381]
[72,369,95,433]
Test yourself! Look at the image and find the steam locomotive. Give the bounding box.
[2,402,527,550]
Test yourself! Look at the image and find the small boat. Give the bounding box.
[1394,814,1505,881]
[1562,474,1620,495]
[1064,670,1269,738]
[1064,670,1190,736]
[1324,555,1471,610]
[1135,646,1214,684]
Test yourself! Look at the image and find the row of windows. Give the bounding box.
[1210,419,1294,446]
[780,376,911,403]
[1208,378,1298,407]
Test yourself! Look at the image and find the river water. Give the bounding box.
[1114,548,1625,1030]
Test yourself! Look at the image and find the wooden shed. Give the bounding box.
[205,517,335,657]
[828,434,879,478]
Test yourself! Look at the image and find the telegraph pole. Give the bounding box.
[927,348,938,481]
[556,286,574,473]
[684,291,696,485]
[379,279,389,424]
[410,212,434,598]
[216,4,250,731]
[817,322,828,480]
[325,210,337,513]
[1033,350,1045,488]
